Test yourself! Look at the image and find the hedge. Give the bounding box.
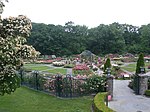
[93,92,114,112]
[145,90,150,96]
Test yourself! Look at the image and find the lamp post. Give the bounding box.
[106,68,111,77]
[34,70,39,90]
[140,67,145,74]
[106,67,111,106]
[136,67,145,95]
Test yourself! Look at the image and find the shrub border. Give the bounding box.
[93,92,114,112]
[145,90,150,96]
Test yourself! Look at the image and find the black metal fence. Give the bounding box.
[18,70,91,98]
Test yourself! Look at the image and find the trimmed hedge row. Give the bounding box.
[145,90,150,96]
[93,92,114,112]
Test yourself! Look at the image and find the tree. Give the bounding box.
[0,1,39,95]
[135,53,145,75]
[139,24,150,54]
[103,58,111,72]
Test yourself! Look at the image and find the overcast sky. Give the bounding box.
[2,0,150,28]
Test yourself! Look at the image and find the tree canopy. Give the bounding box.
[27,22,150,56]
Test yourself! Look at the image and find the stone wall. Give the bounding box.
[107,76,113,97]
[139,74,148,95]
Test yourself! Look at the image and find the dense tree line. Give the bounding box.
[27,22,150,56]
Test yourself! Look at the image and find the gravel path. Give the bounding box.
[109,80,150,112]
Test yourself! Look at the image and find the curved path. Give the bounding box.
[109,80,150,112]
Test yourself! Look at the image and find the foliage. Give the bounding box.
[0,87,92,112]
[135,53,145,74]
[0,1,39,95]
[27,22,150,56]
[93,92,114,112]
[73,64,89,70]
[103,58,111,72]
[145,90,150,96]
[85,75,106,93]
[0,2,39,95]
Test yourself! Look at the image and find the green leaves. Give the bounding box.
[0,15,39,95]
[103,58,111,73]
[86,75,106,93]
[135,53,145,74]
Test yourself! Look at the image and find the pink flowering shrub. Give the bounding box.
[73,64,89,70]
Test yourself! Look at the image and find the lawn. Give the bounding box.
[24,64,67,74]
[121,62,150,72]
[0,87,92,112]
[47,68,67,74]
[24,64,50,71]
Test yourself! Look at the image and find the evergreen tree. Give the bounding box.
[135,53,145,75]
[103,58,111,73]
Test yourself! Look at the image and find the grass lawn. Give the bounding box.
[121,66,136,72]
[121,62,150,72]
[24,64,50,71]
[47,68,67,74]
[0,87,92,112]
[25,66,50,71]
[24,64,67,74]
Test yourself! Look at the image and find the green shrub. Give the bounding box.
[93,92,114,112]
[86,75,106,93]
[145,90,150,96]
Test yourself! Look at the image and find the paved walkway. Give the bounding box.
[66,68,72,75]
[109,80,150,112]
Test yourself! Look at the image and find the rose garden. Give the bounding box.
[1,1,150,112]
[4,51,150,112]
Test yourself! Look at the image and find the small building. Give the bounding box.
[80,50,95,62]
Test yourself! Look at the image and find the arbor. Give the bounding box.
[0,1,38,95]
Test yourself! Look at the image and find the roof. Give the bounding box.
[80,50,94,56]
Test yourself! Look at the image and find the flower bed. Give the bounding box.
[38,59,54,64]
[73,64,89,70]
[73,64,92,75]
[52,61,65,67]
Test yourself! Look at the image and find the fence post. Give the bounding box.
[19,67,24,85]
[66,74,72,97]
[34,70,39,90]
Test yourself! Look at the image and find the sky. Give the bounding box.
[2,0,150,28]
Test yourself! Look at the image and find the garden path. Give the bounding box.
[66,68,72,75]
[109,80,150,112]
